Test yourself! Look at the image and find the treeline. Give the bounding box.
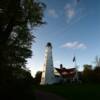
[0,0,45,100]
[0,67,35,100]
[34,57,100,85]
[82,64,100,83]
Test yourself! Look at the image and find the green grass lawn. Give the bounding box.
[35,83,100,100]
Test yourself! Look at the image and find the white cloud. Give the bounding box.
[48,9,58,18]
[64,3,76,23]
[67,8,75,19]
[61,41,87,49]
[64,1,84,23]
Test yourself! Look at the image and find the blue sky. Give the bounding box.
[27,0,100,77]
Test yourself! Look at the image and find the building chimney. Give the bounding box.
[60,64,63,69]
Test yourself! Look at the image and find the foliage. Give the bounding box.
[93,56,100,67]
[34,71,42,85]
[93,66,100,83]
[82,64,93,82]
[0,0,46,68]
[0,0,46,99]
[0,0,46,44]
[82,64,100,83]
[0,68,35,100]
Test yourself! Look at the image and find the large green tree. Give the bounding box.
[93,66,100,83]
[0,0,46,99]
[94,56,100,67]
[0,0,46,44]
[0,0,46,85]
[0,0,45,69]
[35,71,42,85]
[82,64,93,82]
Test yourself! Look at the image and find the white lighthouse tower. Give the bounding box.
[40,42,56,85]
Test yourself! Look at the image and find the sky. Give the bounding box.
[27,0,100,77]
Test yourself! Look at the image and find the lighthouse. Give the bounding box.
[40,42,56,85]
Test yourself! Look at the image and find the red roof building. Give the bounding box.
[55,68,76,78]
[54,67,79,83]
[53,64,79,83]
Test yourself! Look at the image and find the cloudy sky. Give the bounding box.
[27,0,100,77]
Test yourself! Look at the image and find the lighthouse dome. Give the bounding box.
[46,42,52,47]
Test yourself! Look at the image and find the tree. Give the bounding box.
[0,0,46,98]
[0,0,46,44]
[82,64,93,82]
[0,0,46,77]
[93,66,100,83]
[93,56,100,67]
[0,0,46,68]
[0,0,45,82]
[35,71,42,85]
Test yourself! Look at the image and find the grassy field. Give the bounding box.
[35,83,100,100]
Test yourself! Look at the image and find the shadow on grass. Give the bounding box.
[35,83,100,100]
